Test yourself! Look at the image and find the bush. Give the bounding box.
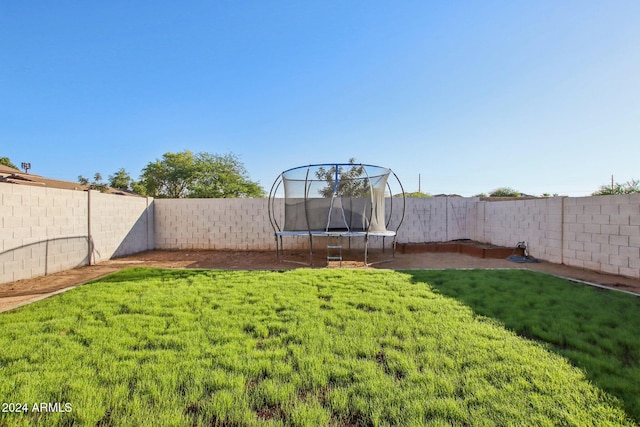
[489,187,520,197]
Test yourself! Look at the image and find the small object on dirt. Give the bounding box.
[508,255,540,263]
[508,241,538,262]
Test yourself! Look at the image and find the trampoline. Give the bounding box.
[268,163,405,265]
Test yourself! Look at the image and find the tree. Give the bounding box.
[137,150,264,198]
[398,191,431,198]
[592,179,640,196]
[189,153,264,198]
[137,151,198,198]
[315,158,370,197]
[0,157,18,169]
[78,173,109,192]
[108,168,133,191]
[489,187,520,197]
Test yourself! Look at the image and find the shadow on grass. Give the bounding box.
[404,269,640,424]
[87,267,210,284]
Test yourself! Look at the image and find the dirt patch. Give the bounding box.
[1,249,638,312]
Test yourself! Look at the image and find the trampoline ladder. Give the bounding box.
[326,234,343,266]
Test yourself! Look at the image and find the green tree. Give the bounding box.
[592,179,640,196]
[189,153,264,198]
[398,191,431,198]
[315,158,370,197]
[0,157,18,169]
[473,193,488,198]
[78,173,109,192]
[108,168,133,191]
[489,187,521,197]
[137,151,198,198]
[137,150,264,198]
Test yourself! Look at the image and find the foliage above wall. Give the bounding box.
[489,187,521,197]
[135,150,265,199]
[0,156,18,170]
[592,179,640,196]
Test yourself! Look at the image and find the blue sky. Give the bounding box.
[2,1,639,196]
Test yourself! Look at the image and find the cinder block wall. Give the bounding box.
[0,185,154,284]
[152,195,640,279]
[475,198,564,263]
[89,191,154,263]
[473,195,640,278]
[3,182,639,282]
[154,198,282,250]
[153,197,464,251]
[0,185,89,283]
[399,198,447,242]
[562,195,640,277]
[394,197,478,243]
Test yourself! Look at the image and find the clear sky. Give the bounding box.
[2,1,639,196]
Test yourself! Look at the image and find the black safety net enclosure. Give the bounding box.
[268,163,405,265]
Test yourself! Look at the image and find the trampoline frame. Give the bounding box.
[268,163,405,265]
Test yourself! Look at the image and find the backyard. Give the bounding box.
[0,267,638,426]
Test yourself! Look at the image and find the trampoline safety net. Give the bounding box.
[268,163,405,265]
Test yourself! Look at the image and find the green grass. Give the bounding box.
[0,268,637,426]
[408,269,640,423]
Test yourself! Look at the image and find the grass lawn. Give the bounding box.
[0,268,637,426]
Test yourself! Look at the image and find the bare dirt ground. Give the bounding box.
[1,249,638,313]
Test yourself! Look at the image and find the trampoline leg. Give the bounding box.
[280,235,285,260]
[365,235,369,265]
[308,234,313,265]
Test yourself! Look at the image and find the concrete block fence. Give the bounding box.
[2,182,640,284]
[561,195,640,277]
[389,197,478,243]
[89,191,154,263]
[0,185,153,283]
[0,185,89,283]
[474,197,564,264]
[154,198,277,250]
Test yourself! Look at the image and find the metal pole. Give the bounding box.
[87,190,92,265]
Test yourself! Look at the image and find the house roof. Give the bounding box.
[1,172,88,191]
[0,164,22,175]
[0,172,141,196]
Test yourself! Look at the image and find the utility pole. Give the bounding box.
[611,175,614,192]
[418,174,421,193]
[21,162,31,174]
